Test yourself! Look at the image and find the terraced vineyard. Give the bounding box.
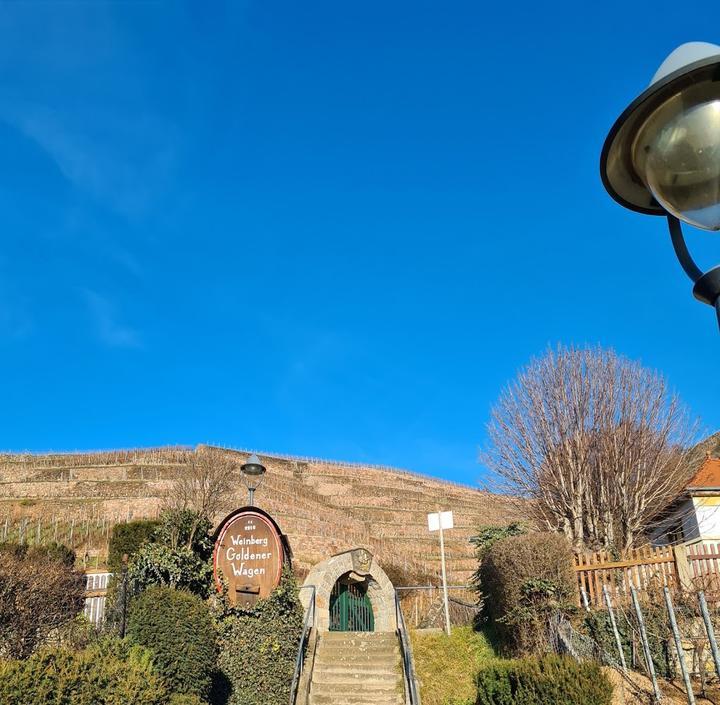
[0,446,519,584]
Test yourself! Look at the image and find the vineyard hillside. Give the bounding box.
[0,445,519,585]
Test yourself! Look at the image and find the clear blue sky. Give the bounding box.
[1,1,718,484]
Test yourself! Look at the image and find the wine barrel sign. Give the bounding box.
[213,509,284,607]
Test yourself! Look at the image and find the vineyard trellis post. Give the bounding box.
[581,588,590,612]
[663,587,695,705]
[631,583,663,703]
[602,584,627,674]
[698,591,720,678]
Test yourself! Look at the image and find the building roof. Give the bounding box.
[687,456,720,490]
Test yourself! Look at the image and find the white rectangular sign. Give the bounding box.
[427,510,454,532]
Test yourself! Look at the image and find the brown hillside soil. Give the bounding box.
[0,446,521,582]
[604,668,715,705]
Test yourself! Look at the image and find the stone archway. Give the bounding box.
[301,548,396,632]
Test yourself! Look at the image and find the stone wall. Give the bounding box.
[0,445,521,584]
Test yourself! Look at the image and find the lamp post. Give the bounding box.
[601,41,720,329]
[241,453,266,506]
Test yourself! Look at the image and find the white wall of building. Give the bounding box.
[691,496,720,540]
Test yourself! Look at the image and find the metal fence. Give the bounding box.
[396,585,478,629]
[83,571,112,627]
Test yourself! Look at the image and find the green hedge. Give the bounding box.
[479,532,577,655]
[0,541,75,567]
[0,638,167,705]
[108,520,159,572]
[127,586,217,699]
[475,655,613,705]
[215,568,304,705]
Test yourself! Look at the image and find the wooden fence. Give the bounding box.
[575,542,720,607]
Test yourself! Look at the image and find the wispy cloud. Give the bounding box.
[6,105,177,220]
[0,3,179,220]
[82,289,142,349]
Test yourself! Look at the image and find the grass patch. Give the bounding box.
[410,626,496,705]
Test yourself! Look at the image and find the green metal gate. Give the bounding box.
[329,579,374,632]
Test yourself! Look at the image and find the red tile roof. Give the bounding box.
[687,457,720,489]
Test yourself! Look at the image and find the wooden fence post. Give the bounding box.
[673,544,693,590]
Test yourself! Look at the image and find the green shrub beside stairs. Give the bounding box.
[475,655,613,705]
[127,586,217,700]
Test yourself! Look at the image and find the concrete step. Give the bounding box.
[320,632,398,643]
[312,663,400,677]
[312,670,400,684]
[315,654,399,666]
[310,694,403,705]
[311,681,401,694]
[317,638,399,653]
[321,631,397,639]
[316,646,400,658]
[310,631,404,705]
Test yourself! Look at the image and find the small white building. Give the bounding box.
[651,456,720,546]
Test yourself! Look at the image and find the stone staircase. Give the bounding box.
[309,632,405,705]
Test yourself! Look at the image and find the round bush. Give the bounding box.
[479,532,577,655]
[127,586,217,699]
[0,637,167,705]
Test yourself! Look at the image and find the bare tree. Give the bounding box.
[0,547,85,658]
[163,447,240,545]
[483,345,695,551]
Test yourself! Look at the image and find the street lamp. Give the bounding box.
[601,41,720,328]
[241,453,266,506]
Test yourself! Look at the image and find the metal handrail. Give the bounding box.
[395,589,421,705]
[289,585,316,705]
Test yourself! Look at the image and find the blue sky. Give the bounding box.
[1,1,719,484]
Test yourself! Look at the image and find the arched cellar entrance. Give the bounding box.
[329,573,374,632]
[301,548,396,632]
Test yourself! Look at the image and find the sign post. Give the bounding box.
[428,510,453,636]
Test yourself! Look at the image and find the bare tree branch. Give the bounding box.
[163,447,240,546]
[482,345,696,551]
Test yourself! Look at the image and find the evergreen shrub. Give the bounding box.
[0,637,167,705]
[475,655,613,705]
[127,586,217,699]
[108,519,159,571]
[215,568,304,705]
[479,532,577,655]
[0,540,76,566]
[128,543,213,597]
[167,695,207,705]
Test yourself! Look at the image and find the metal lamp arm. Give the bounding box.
[667,215,703,282]
[667,215,720,329]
